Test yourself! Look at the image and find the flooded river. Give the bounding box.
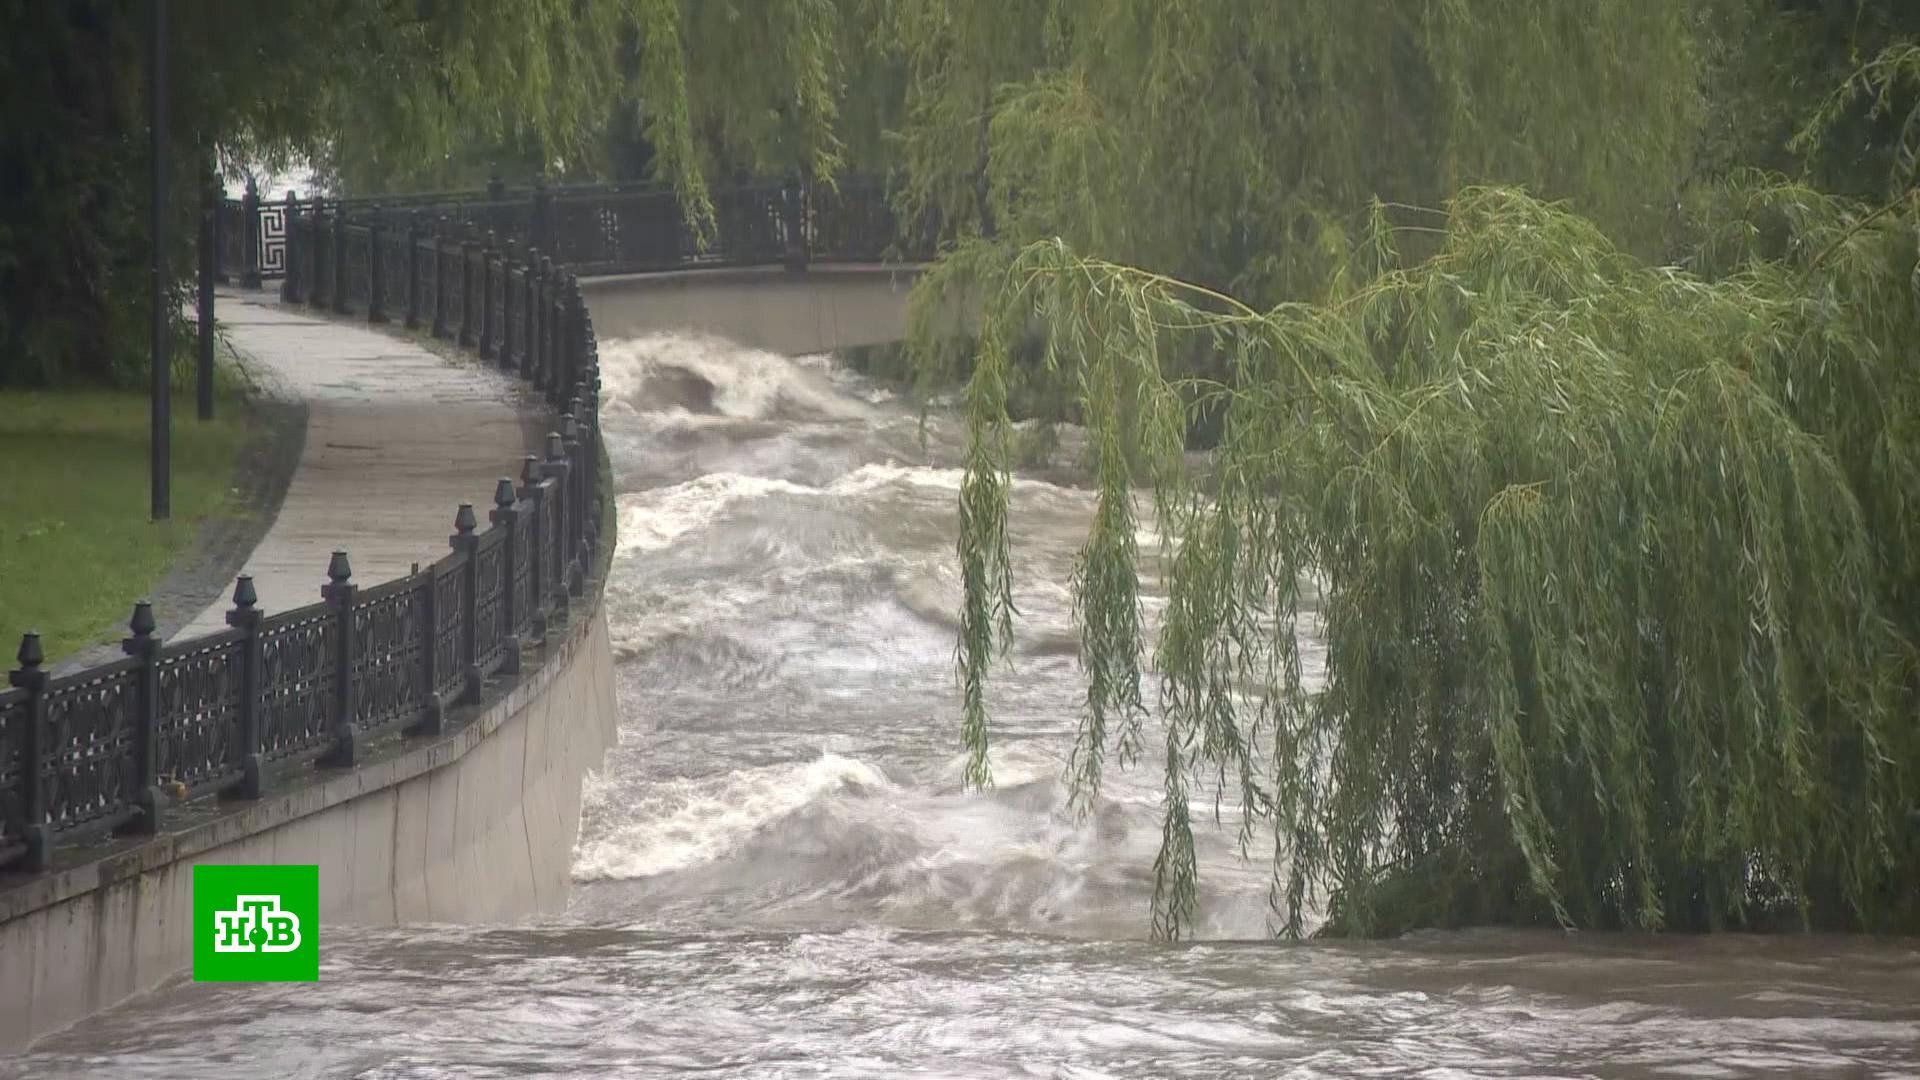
[11,334,1918,1078]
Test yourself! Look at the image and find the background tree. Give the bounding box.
[1695,0,1920,199]
[0,0,629,387]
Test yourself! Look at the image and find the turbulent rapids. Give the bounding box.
[11,335,1917,1078]
[576,333,1280,940]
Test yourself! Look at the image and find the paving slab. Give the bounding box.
[173,290,543,640]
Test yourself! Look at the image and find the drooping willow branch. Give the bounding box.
[929,184,1920,941]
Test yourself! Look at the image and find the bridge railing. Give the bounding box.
[212,175,933,285]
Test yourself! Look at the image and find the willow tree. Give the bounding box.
[945,177,1920,939]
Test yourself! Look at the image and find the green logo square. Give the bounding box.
[192,865,319,982]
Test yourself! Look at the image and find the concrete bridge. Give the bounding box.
[0,182,938,1052]
[581,263,927,357]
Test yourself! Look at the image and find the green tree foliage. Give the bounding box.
[1795,39,1920,194]
[947,181,1920,938]
[869,0,1703,304]
[626,0,857,241]
[0,0,631,386]
[1697,0,1920,199]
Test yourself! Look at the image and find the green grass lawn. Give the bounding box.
[0,387,248,663]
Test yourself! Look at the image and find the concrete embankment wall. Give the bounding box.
[0,605,619,1052]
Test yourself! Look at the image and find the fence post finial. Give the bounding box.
[129,599,156,638]
[15,630,42,671]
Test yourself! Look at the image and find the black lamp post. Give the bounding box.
[149,0,171,521]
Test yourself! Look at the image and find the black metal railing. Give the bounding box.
[1,409,598,873]
[3,221,611,879]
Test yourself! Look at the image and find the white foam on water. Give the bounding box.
[827,462,1100,503]
[826,461,962,494]
[892,560,963,632]
[599,333,873,422]
[615,472,817,554]
[614,462,1086,557]
[573,752,899,881]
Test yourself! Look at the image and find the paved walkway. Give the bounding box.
[173,290,543,640]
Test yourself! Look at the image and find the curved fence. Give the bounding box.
[3,176,926,875]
